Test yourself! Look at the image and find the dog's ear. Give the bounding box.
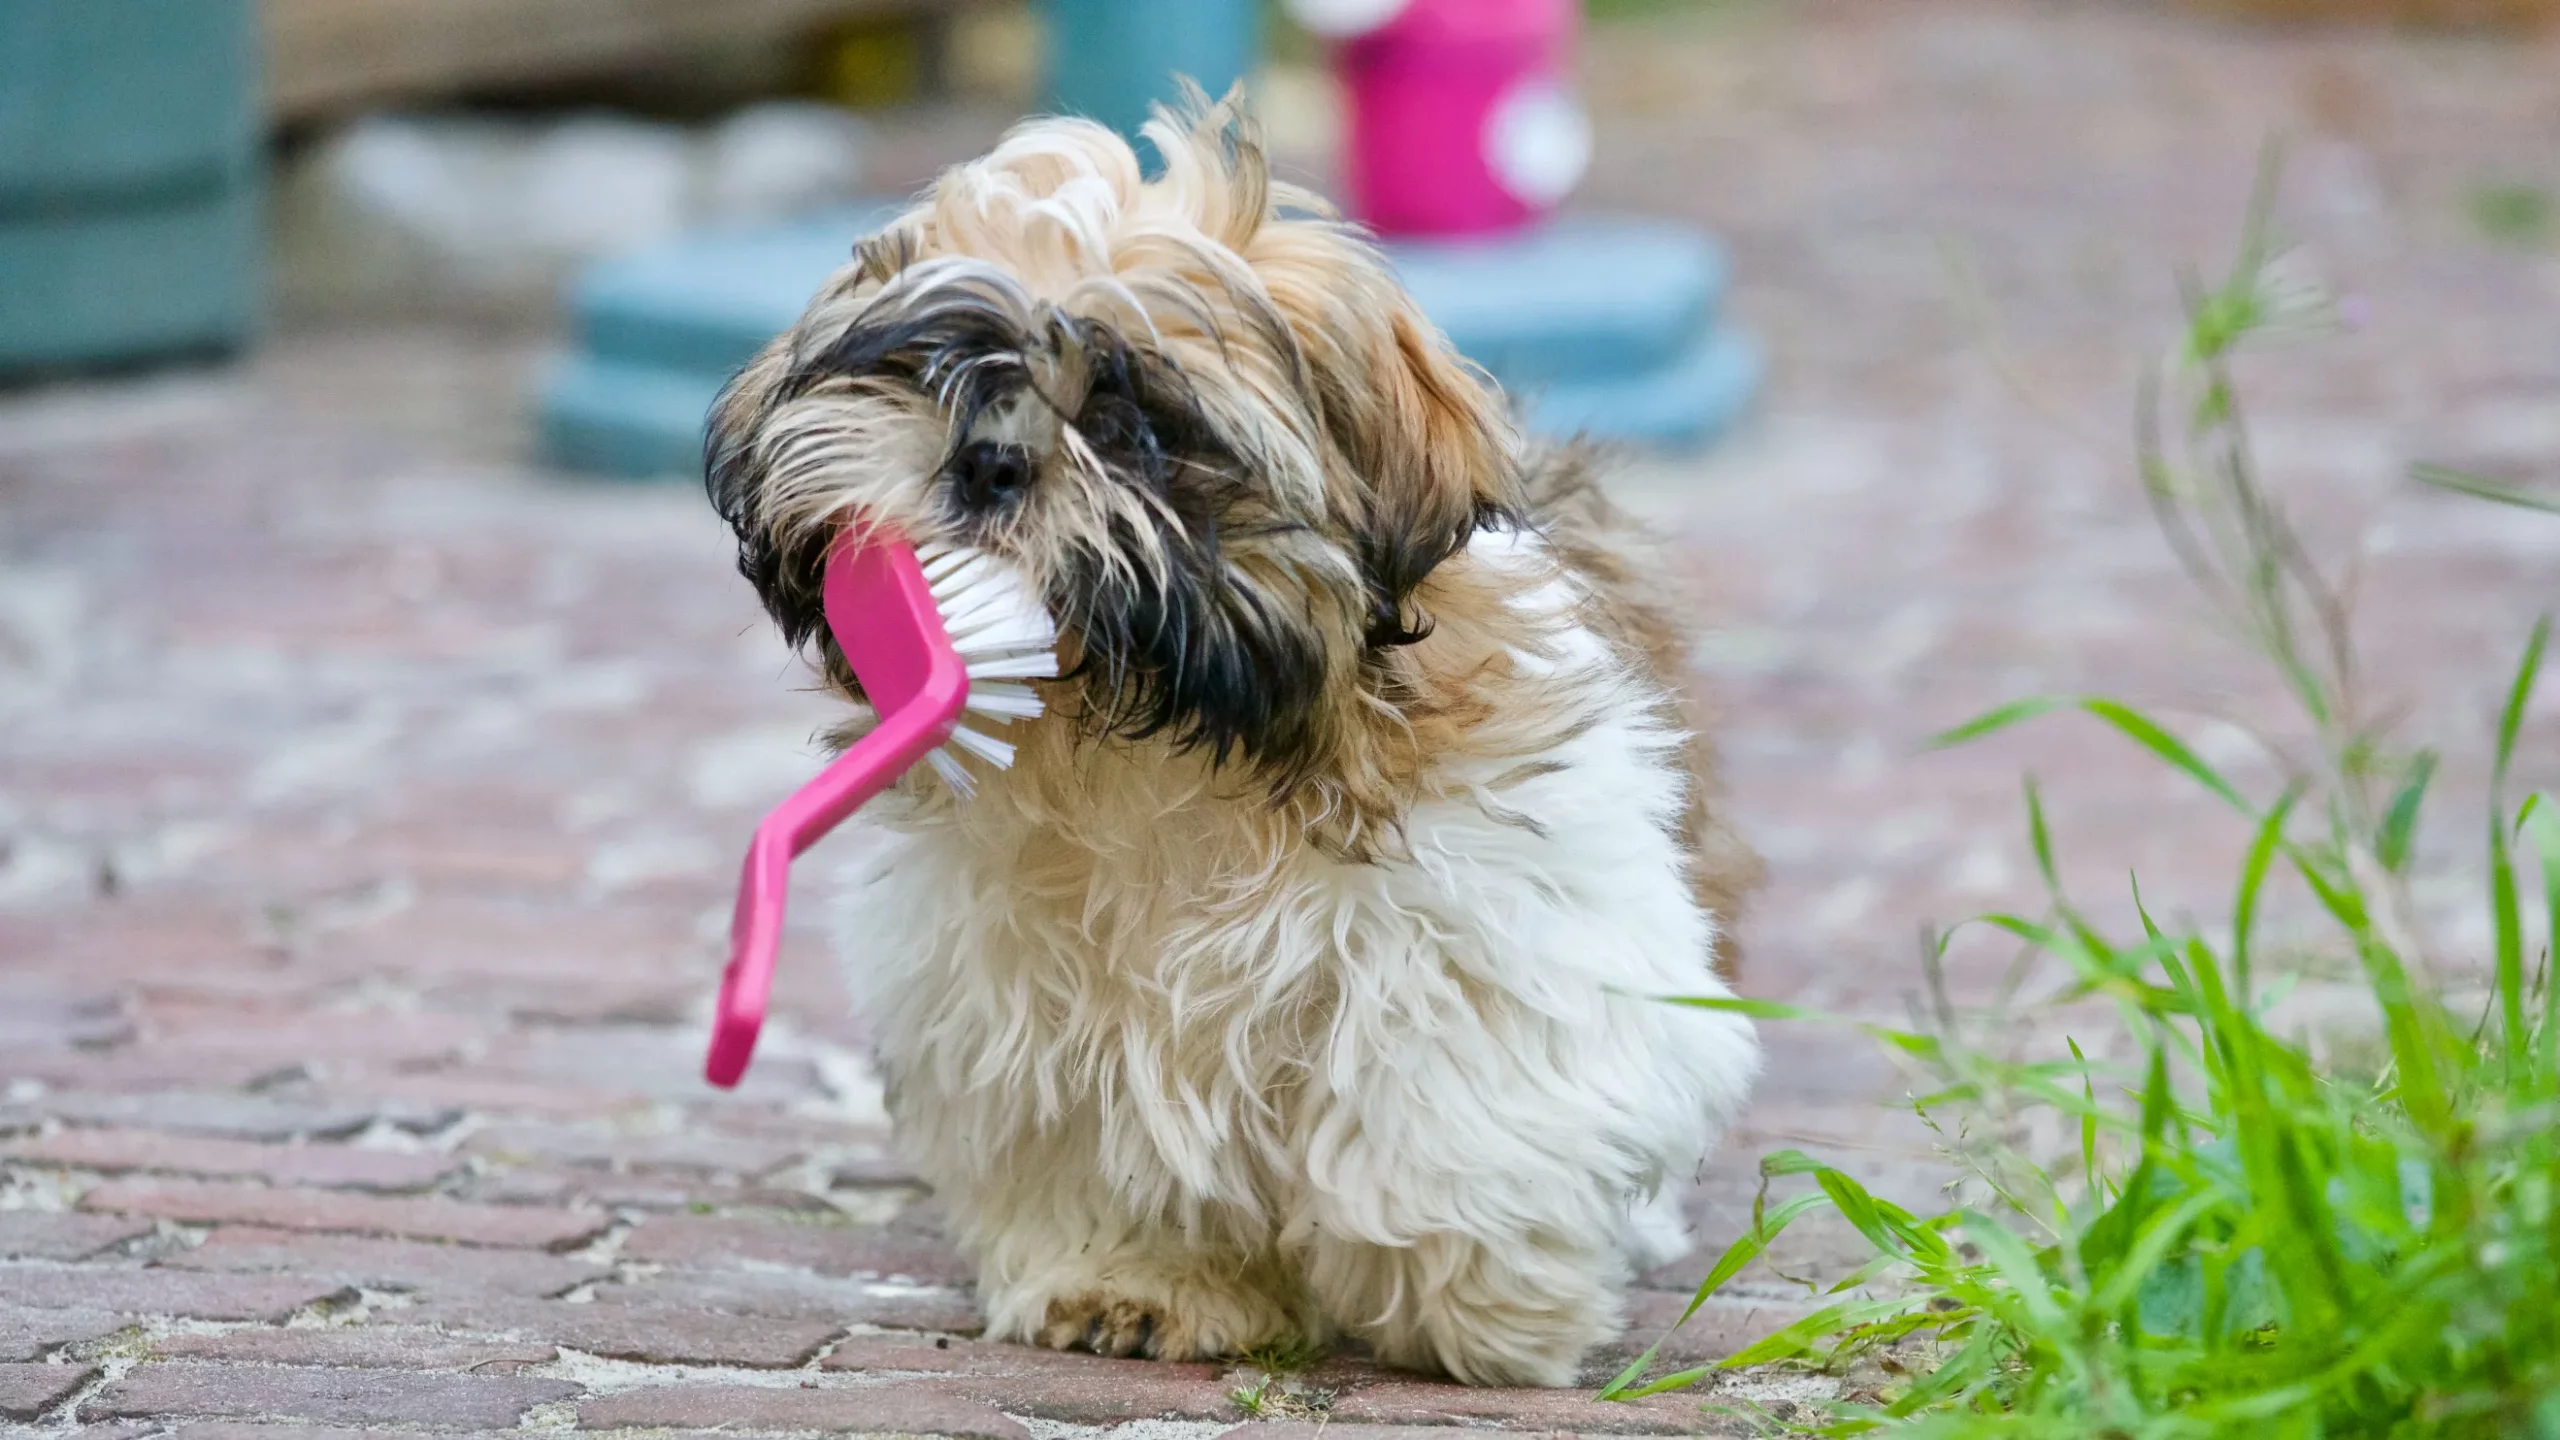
[1326,294,1522,649]
[1146,89,1518,653]
[705,338,834,658]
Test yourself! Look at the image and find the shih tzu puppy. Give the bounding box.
[704,90,1762,1387]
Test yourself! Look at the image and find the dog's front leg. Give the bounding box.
[1291,1192,1627,1387]
[960,1135,1313,1362]
[1284,988,1746,1387]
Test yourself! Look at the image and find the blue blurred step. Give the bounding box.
[1523,324,1761,449]
[542,206,1758,478]
[543,322,1762,481]
[539,357,725,482]
[1389,217,1731,390]
[565,204,901,384]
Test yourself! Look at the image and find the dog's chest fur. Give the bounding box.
[829,536,1745,1245]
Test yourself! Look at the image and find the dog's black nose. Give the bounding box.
[946,441,1032,512]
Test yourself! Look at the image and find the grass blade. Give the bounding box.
[1693,1192,1830,1308]
[2413,462,2560,515]
[2024,778,2062,895]
[2376,751,2437,873]
[2524,798,2560,1087]
[2068,1037,2101,1204]
[2492,620,2548,1086]
[1719,1297,1918,1369]
[2086,1185,2230,1317]
[1605,1364,1719,1402]
[1935,697,2255,816]
[1960,1212,2069,1336]
[2079,698,2255,815]
[1930,696,2064,749]
[2231,790,2296,1005]
[2494,617,2549,797]
[1656,995,1825,1021]
[1594,1345,1662,1403]
[2495,809,2528,1088]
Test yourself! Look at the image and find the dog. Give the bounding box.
[704,91,1762,1388]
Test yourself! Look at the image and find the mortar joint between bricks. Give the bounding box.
[532,1347,860,1393]
[562,1214,639,1267]
[54,1320,150,1369]
[75,1314,261,1365]
[239,1064,314,1095]
[410,1108,488,1154]
[113,1218,206,1264]
[2,1161,85,1210]
[801,1325,859,1371]
[47,1348,141,1427]
[346,1112,471,1157]
[289,1285,411,1327]
[282,1284,371,1327]
[521,1399,579,1431]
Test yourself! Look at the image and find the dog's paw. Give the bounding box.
[1038,1291,1174,1358]
[1025,1274,1304,1362]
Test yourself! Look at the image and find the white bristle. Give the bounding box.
[965,652,1057,682]
[962,682,1046,721]
[915,541,1059,796]
[946,724,1018,767]
[924,748,977,797]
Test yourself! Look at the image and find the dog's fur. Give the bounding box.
[705,93,1763,1387]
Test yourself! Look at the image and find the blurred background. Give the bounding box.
[3,0,2559,1271]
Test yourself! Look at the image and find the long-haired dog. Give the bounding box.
[705,92,1762,1387]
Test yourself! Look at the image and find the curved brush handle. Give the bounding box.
[705,534,970,1088]
[709,826,792,1089]
[705,718,928,1086]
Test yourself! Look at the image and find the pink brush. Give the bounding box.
[706,529,1058,1088]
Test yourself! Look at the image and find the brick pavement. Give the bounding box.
[4,3,2558,1435]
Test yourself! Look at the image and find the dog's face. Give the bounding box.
[706,95,1520,798]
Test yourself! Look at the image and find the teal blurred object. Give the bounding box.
[539,206,1758,479]
[1040,0,1259,144]
[0,0,261,373]
[1388,216,1762,445]
[540,205,901,481]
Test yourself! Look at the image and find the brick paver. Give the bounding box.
[0,1211,150,1262]
[0,1270,353,1324]
[4,4,2555,1435]
[0,1364,94,1424]
[575,1385,1033,1438]
[76,1176,609,1250]
[85,1364,579,1430]
[157,1226,604,1299]
[6,1128,457,1191]
[402,1294,845,1368]
[148,1326,558,1373]
[0,1311,126,1367]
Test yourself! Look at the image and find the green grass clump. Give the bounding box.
[1607,158,2560,1437]
[1229,1334,1334,1418]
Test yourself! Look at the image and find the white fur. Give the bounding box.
[829,531,1759,1386]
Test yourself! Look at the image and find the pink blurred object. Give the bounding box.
[705,530,969,1088]
[1293,0,1590,238]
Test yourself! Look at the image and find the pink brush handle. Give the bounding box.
[705,533,971,1088]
